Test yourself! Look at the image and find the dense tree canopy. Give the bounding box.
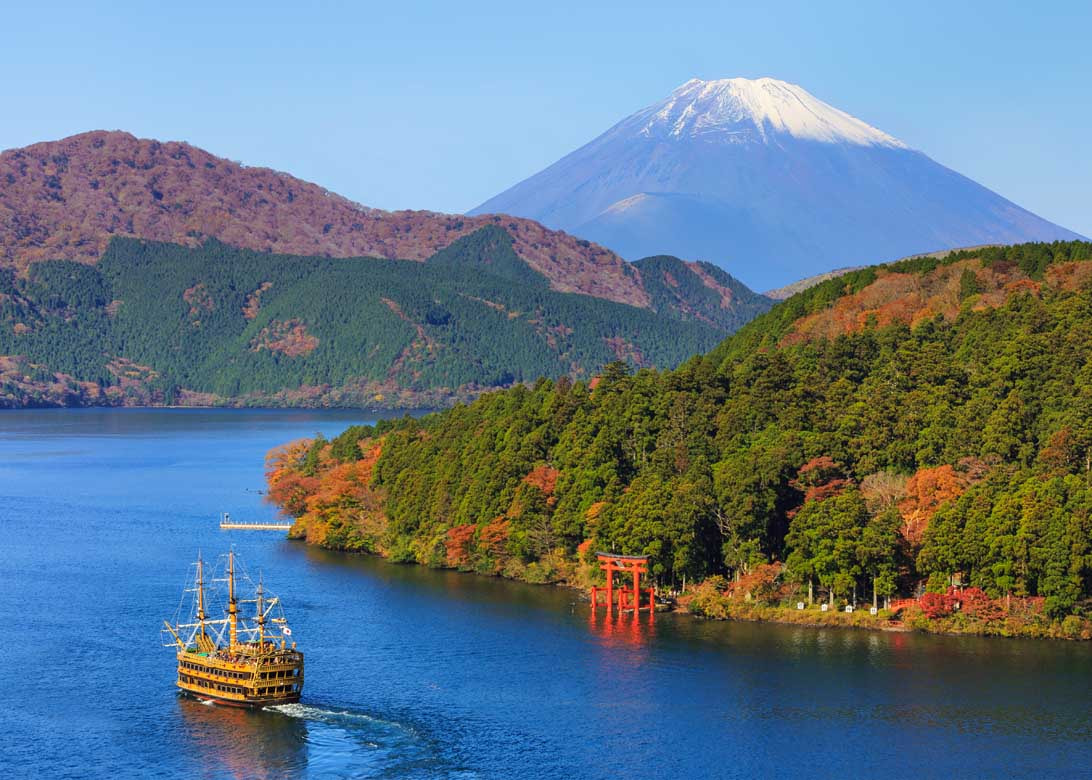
[269,241,1092,628]
[0,228,753,406]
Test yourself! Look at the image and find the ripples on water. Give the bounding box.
[1,409,1091,779]
[175,700,473,780]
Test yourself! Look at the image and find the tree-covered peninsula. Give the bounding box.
[267,241,1092,639]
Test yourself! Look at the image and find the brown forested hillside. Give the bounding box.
[0,131,651,306]
[0,131,774,408]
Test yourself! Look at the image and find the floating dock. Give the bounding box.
[219,512,292,531]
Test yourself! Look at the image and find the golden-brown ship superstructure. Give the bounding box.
[164,551,303,708]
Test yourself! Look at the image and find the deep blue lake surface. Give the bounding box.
[1,408,1090,779]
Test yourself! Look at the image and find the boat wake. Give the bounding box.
[270,703,416,733]
[267,702,477,778]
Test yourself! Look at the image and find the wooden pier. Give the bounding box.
[219,513,292,531]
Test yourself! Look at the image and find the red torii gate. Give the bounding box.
[590,553,655,616]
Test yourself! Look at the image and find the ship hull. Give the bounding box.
[185,689,301,709]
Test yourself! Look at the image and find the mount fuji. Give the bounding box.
[470,77,1082,290]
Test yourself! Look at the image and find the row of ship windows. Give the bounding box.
[180,674,300,697]
[259,669,300,680]
[258,684,300,696]
[179,661,250,681]
[180,675,245,696]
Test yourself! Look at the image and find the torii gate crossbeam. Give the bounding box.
[590,553,655,616]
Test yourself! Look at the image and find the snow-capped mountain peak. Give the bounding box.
[470,77,1081,290]
[634,77,907,148]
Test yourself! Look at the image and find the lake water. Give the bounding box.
[1,409,1090,779]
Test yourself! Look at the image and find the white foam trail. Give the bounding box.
[269,703,415,734]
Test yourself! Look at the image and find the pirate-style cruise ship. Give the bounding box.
[163,551,303,708]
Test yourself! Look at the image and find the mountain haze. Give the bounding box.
[471,77,1082,290]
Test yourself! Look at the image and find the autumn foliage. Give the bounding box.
[789,456,851,512]
[523,464,560,496]
[265,439,320,517]
[731,563,787,603]
[780,257,1092,346]
[0,131,649,309]
[918,591,956,619]
[445,524,477,568]
[264,435,386,549]
[898,465,968,546]
[479,517,511,561]
[957,587,1006,621]
[249,318,319,357]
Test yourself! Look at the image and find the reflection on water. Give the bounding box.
[178,696,308,779]
[3,409,1092,780]
[587,605,657,649]
[177,695,464,779]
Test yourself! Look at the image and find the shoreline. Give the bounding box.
[673,603,914,635]
[293,538,1091,643]
[0,400,441,412]
[0,403,403,412]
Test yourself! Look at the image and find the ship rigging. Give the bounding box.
[162,551,304,708]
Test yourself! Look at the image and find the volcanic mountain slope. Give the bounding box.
[471,77,1082,290]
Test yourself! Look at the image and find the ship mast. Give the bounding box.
[196,553,207,643]
[256,572,266,650]
[227,550,238,649]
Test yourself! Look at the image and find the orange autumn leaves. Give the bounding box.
[267,435,562,571]
[898,464,972,546]
[781,257,1087,346]
[444,517,512,569]
[522,464,560,498]
[265,439,318,518]
[444,466,560,569]
[265,437,385,548]
[792,455,980,548]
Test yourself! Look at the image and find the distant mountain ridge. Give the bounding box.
[0,232,759,408]
[471,77,1082,290]
[0,229,771,409]
[0,130,776,408]
[0,131,649,306]
[763,266,863,301]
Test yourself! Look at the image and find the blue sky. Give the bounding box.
[2,0,1089,235]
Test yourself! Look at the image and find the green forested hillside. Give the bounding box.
[632,255,772,331]
[269,241,1092,635]
[0,228,746,407]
